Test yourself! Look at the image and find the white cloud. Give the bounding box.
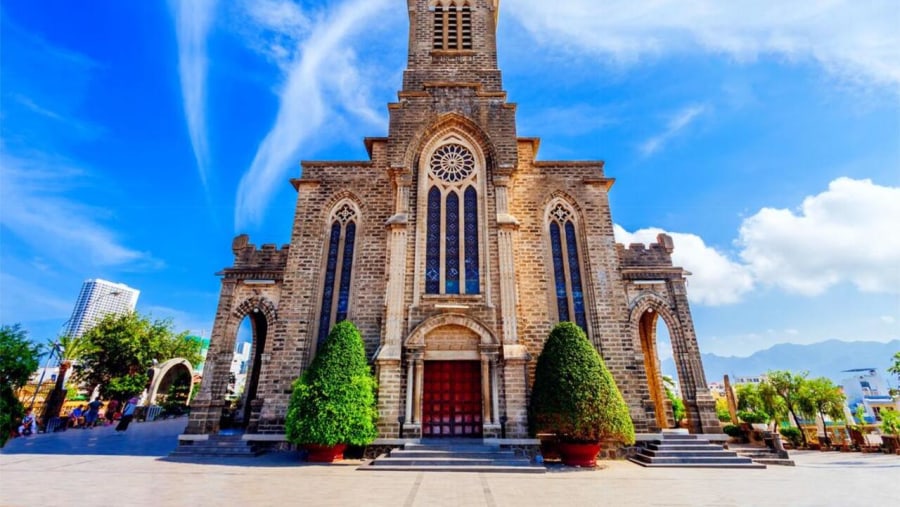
[507,0,900,88]
[0,150,161,270]
[738,178,900,295]
[171,0,218,187]
[639,104,708,156]
[614,225,754,306]
[881,316,896,325]
[234,0,394,229]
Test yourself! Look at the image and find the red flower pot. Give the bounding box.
[304,443,347,462]
[558,442,601,467]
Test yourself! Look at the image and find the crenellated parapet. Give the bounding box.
[220,234,289,281]
[617,233,675,268]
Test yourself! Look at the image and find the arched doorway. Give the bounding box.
[403,315,500,439]
[224,309,267,431]
[637,307,682,430]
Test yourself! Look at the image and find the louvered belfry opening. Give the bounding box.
[433,2,472,50]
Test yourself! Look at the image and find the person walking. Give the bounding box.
[84,398,102,429]
[115,398,138,432]
[104,399,119,426]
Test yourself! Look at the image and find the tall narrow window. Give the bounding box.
[424,142,480,295]
[548,202,588,334]
[432,1,472,50]
[317,203,358,347]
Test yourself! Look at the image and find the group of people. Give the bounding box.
[15,397,140,437]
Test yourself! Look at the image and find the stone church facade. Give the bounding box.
[185,0,719,440]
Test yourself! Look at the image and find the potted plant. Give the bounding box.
[284,321,378,462]
[880,408,899,454]
[529,322,635,467]
[737,410,770,432]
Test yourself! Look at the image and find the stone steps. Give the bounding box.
[170,435,263,458]
[361,441,545,473]
[732,448,795,466]
[630,433,765,469]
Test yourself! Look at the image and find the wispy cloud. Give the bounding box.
[507,1,900,89]
[171,0,218,187]
[234,0,394,229]
[639,104,708,156]
[0,149,162,270]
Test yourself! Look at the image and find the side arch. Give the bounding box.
[147,358,194,408]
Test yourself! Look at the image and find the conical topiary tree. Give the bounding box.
[529,322,635,445]
[285,321,377,459]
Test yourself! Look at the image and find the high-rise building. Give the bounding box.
[64,279,139,338]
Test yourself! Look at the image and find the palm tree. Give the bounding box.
[40,334,96,426]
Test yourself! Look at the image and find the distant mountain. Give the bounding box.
[661,339,900,385]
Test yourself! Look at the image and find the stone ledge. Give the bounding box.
[242,434,288,442]
[177,434,209,441]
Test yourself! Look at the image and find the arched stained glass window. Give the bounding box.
[445,192,460,294]
[424,142,480,295]
[426,187,441,294]
[464,186,479,294]
[548,202,587,335]
[317,202,358,347]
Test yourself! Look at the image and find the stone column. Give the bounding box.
[413,352,425,425]
[481,355,492,424]
[669,277,721,434]
[493,176,520,343]
[185,279,237,435]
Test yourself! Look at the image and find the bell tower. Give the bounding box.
[403,0,503,92]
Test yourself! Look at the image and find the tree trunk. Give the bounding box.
[788,407,808,446]
[40,361,71,427]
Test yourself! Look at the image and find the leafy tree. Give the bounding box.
[77,312,201,399]
[0,324,41,446]
[763,370,810,446]
[715,397,732,422]
[889,352,900,394]
[106,373,148,401]
[798,377,846,431]
[41,333,96,424]
[529,322,635,444]
[285,321,378,448]
[662,375,685,426]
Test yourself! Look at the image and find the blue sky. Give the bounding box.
[1,0,898,359]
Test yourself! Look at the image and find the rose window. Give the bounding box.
[430,144,475,182]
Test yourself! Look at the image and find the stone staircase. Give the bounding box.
[170,434,263,458]
[361,440,545,473]
[731,445,795,466]
[630,433,765,469]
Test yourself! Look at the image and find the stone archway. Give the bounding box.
[228,300,276,430]
[629,295,686,429]
[147,358,194,408]
[402,314,501,438]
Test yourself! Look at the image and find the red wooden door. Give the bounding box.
[422,360,482,437]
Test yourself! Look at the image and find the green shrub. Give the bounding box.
[723,424,743,438]
[737,410,769,424]
[285,321,378,447]
[881,408,900,435]
[529,322,635,444]
[779,427,803,447]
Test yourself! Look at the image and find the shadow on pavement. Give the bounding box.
[1,417,189,457]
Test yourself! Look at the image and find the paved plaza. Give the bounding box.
[2,418,899,507]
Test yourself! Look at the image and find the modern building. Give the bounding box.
[64,279,139,338]
[186,0,718,439]
[841,368,899,422]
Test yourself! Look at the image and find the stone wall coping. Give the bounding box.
[483,438,540,445]
[242,434,288,442]
[177,434,209,441]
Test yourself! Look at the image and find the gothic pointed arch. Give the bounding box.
[313,197,362,351]
[402,112,497,174]
[543,196,591,335]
